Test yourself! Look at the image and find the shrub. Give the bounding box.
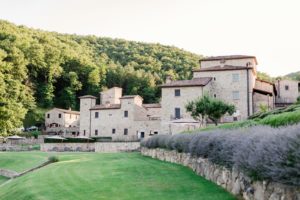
[142,124,300,185]
[48,156,59,163]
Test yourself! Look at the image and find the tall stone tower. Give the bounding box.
[79,95,97,137]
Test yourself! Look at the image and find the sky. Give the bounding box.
[0,0,299,76]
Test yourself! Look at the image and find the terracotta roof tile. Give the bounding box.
[143,104,161,108]
[160,77,212,88]
[200,55,257,64]
[90,104,121,110]
[193,65,253,72]
[78,95,97,99]
[53,108,80,115]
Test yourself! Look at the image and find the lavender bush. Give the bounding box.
[141,124,300,185]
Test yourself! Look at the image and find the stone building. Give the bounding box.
[160,55,278,134]
[69,55,297,137]
[45,108,80,136]
[275,79,300,107]
[79,87,161,140]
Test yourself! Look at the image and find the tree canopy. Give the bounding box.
[186,95,236,126]
[0,20,201,134]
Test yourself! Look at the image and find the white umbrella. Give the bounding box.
[6,135,25,140]
[75,136,93,140]
[45,136,66,140]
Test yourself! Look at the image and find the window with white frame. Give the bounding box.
[232,91,240,100]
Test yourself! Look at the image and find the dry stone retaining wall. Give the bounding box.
[40,143,95,152]
[40,142,140,152]
[94,142,140,153]
[141,147,300,200]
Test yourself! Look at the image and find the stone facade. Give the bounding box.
[40,142,140,152]
[275,79,300,106]
[40,143,95,152]
[141,147,300,200]
[79,87,161,140]
[193,68,256,121]
[45,108,80,136]
[94,142,140,153]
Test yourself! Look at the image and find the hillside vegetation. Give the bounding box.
[0,20,201,135]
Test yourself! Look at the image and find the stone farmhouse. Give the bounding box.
[275,79,300,107]
[79,87,161,140]
[45,108,80,136]
[160,55,277,134]
[46,55,300,137]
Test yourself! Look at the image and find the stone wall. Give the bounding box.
[0,169,19,178]
[141,148,300,200]
[40,143,95,152]
[40,142,140,152]
[0,144,40,151]
[94,142,140,153]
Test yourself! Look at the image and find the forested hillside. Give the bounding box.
[0,20,201,134]
[284,71,300,81]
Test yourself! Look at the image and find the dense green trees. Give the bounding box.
[0,20,201,134]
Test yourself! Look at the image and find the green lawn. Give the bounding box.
[0,152,236,200]
[0,176,8,185]
[0,152,49,172]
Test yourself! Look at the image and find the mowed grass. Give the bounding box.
[0,152,236,200]
[0,151,49,172]
[0,176,8,185]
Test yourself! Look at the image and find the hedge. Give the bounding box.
[141,124,300,186]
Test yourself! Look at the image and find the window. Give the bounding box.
[47,113,50,118]
[175,89,181,97]
[124,110,128,118]
[58,113,61,118]
[213,77,216,81]
[95,129,98,135]
[233,117,238,121]
[232,91,240,100]
[298,83,300,92]
[83,130,86,136]
[175,108,181,119]
[124,128,128,135]
[213,94,217,98]
[154,131,158,135]
[112,128,116,134]
[140,132,145,138]
[95,112,99,118]
[232,73,239,82]
[285,85,289,90]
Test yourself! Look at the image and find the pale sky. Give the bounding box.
[0,0,299,76]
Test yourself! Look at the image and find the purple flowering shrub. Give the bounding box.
[141,124,300,185]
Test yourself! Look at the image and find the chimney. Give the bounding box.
[166,75,172,84]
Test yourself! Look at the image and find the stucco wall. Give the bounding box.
[141,148,300,200]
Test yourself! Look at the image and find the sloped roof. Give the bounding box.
[120,95,143,100]
[200,55,258,64]
[160,77,212,88]
[143,104,161,108]
[78,95,97,99]
[193,65,253,72]
[90,104,121,110]
[50,108,80,115]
